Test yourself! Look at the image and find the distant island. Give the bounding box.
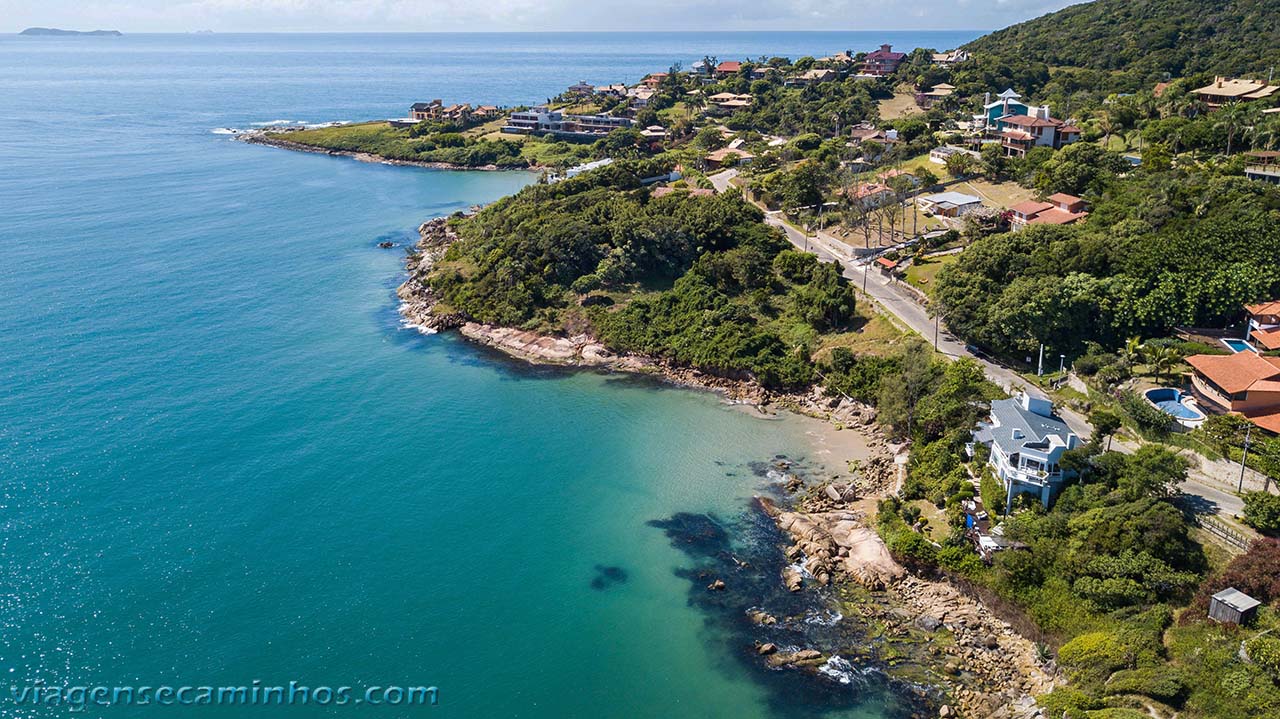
[19,27,122,36]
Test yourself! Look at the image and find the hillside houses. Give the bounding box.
[504,107,631,139]
[409,100,500,124]
[1194,76,1280,110]
[1009,193,1088,230]
[863,44,907,76]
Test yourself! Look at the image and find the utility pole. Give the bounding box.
[1037,343,1045,376]
[1059,354,1066,374]
[1239,425,1253,492]
[933,312,940,350]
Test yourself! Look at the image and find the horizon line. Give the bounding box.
[7,28,992,35]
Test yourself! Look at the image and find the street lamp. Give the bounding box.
[1059,354,1066,374]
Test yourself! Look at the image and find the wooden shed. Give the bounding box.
[1209,587,1262,625]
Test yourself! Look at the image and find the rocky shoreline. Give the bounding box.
[399,214,1059,717]
[236,131,537,173]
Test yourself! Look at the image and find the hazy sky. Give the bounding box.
[4,0,1084,33]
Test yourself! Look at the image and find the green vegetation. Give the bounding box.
[427,160,864,388]
[961,0,1280,103]
[268,122,530,168]
[934,164,1280,357]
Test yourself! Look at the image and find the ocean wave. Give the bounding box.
[802,608,843,627]
[252,119,301,127]
[210,128,239,135]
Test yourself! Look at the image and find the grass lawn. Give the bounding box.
[812,304,906,361]
[877,91,924,121]
[904,254,958,296]
[904,499,949,542]
[953,178,1036,209]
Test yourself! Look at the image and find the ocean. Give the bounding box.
[0,31,981,717]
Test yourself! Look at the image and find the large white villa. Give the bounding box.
[971,393,1080,510]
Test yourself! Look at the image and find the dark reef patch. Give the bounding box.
[590,564,629,591]
[649,497,939,719]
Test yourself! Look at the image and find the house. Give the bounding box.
[440,103,473,122]
[915,83,955,108]
[994,113,1081,156]
[787,68,838,86]
[1245,151,1280,185]
[1009,193,1088,230]
[567,80,595,95]
[932,49,970,66]
[703,146,754,169]
[410,100,443,121]
[840,182,896,208]
[971,393,1081,510]
[847,123,898,148]
[863,44,906,76]
[750,66,779,80]
[639,125,667,140]
[875,257,899,274]
[917,191,982,217]
[707,92,753,111]
[976,89,1029,127]
[472,105,500,119]
[1194,77,1280,110]
[1209,588,1262,625]
[1185,349,1280,434]
[641,73,668,89]
[595,84,627,97]
[1246,300,1280,351]
[714,61,742,78]
[504,107,632,139]
[627,87,655,108]
[819,51,856,65]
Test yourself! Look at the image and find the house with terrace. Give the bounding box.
[993,114,1081,157]
[1009,193,1088,230]
[971,393,1080,510]
[1185,349,1280,435]
[1194,77,1280,110]
[862,44,906,76]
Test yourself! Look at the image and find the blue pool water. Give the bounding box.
[1222,338,1254,353]
[1144,388,1204,421]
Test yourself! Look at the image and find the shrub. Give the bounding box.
[1246,636,1280,682]
[1037,687,1103,718]
[1058,632,1132,682]
[1085,710,1153,719]
[1104,667,1188,705]
[1118,390,1174,436]
[1242,491,1280,533]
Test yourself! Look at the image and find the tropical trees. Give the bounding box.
[1143,345,1181,384]
[1214,101,1258,155]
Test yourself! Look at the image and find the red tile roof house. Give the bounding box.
[1185,350,1280,434]
[1009,193,1088,230]
[1247,300,1280,351]
[863,44,906,76]
[714,61,742,78]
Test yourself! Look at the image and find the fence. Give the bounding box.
[1194,514,1251,552]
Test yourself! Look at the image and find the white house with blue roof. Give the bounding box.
[971,393,1080,511]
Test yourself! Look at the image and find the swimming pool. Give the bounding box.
[1222,338,1255,353]
[1144,387,1208,428]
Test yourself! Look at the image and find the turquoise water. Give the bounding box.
[0,32,978,717]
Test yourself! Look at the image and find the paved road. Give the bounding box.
[715,176,1258,521]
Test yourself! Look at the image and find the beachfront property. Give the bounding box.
[503,107,631,139]
[971,393,1081,510]
[1246,151,1280,185]
[917,191,982,217]
[567,80,595,95]
[409,100,499,124]
[1008,193,1088,230]
[862,44,906,76]
[1193,76,1280,110]
[1185,346,1280,435]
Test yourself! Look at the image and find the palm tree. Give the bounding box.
[1144,345,1181,384]
[1119,337,1144,373]
[1215,102,1259,155]
[1249,114,1280,151]
[1097,110,1118,150]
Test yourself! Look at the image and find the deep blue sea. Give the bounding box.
[0,31,980,717]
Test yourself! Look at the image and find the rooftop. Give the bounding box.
[921,191,982,206]
[974,395,1075,458]
[1212,587,1262,612]
[1246,300,1280,316]
[1194,77,1280,100]
[1186,351,1280,395]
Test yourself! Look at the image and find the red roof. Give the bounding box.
[1252,328,1280,350]
[1243,408,1280,434]
[1028,208,1086,225]
[1047,192,1083,205]
[1246,300,1280,316]
[1010,200,1053,216]
[715,61,741,73]
[1000,114,1061,128]
[876,257,898,269]
[1186,352,1280,395]
[865,45,906,61]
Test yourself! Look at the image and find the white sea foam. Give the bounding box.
[210,128,239,135]
[252,119,301,127]
[803,608,843,626]
[817,655,856,684]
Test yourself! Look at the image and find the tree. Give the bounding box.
[1214,102,1258,156]
[1118,445,1188,501]
[1143,345,1180,384]
[1242,492,1280,533]
[944,151,976,178]
[1089,408,1122,450]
